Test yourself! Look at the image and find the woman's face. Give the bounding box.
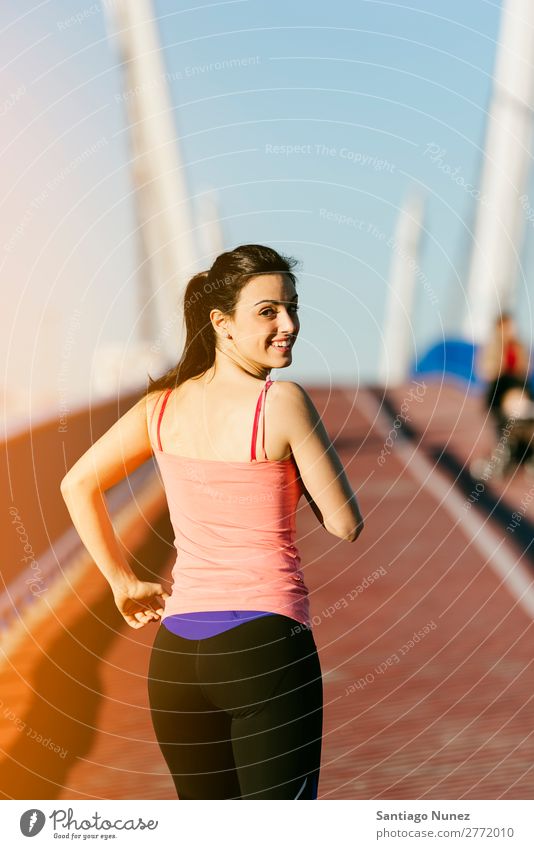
[226,273,300,369]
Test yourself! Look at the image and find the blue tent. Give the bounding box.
[410,338,534,393]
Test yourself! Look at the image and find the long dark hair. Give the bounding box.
[144,244,298,396]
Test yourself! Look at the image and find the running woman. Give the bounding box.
[60,244,364,799]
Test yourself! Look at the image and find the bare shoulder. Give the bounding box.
[271,379,312,406]
[125,391,162,444]
[269,380,320,431]
[145,389,163,415]
[144,388,169,436]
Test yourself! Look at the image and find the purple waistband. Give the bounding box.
[161,610,275,640]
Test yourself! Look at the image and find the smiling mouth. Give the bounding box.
[269,338,294,350]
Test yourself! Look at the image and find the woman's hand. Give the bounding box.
[111,579,170,630]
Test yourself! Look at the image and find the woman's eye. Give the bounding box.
[260,305,299,316]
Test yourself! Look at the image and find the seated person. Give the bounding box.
[477,313,534,467]
[477,312,534,427]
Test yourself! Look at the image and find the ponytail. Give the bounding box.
[144,270,215,395]
[180,270,216,380]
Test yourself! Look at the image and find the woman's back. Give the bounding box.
[147,368,292,463]
[148,370,311,627]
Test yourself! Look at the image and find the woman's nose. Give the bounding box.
[278,308,298,334]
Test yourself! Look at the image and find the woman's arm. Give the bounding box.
[280,382,364,542]
[60,395,169,629]
[297,479,327,530]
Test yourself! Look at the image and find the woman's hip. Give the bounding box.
[148,613,322,709]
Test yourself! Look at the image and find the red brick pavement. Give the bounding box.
[2,384,533,799]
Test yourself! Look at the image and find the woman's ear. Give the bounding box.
[209,308,224,333]
[210,309,232,341]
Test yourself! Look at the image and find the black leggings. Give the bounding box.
[147,613,323,799]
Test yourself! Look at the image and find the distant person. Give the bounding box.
[60,244,364,800]
[478,312,534,424]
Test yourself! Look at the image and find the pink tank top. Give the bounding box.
[149,375,311,628]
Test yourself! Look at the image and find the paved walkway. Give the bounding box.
[2,383,533,799]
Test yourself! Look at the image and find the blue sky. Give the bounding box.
[3,0,526,410]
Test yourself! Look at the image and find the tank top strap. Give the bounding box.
[150,388,173,452]
[250,375,273,461]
